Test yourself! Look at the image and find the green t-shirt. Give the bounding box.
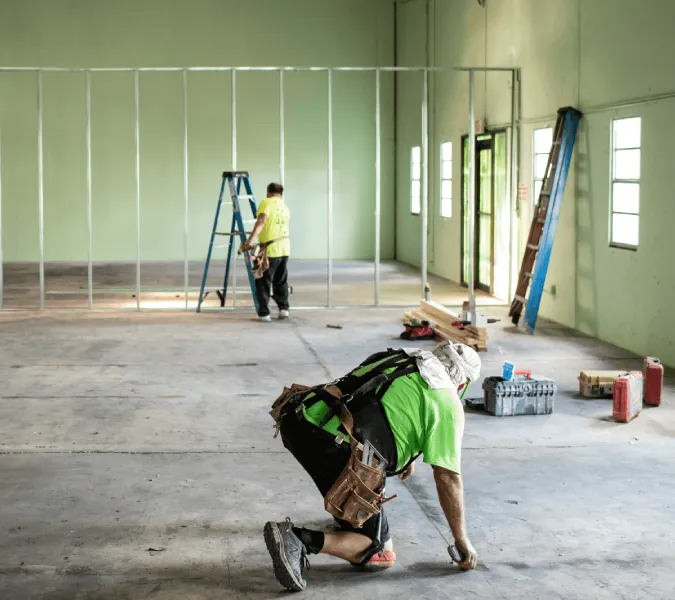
[257,196,290,258]
[303,368,464,474]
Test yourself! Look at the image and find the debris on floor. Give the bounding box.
[613,371,643,423]
[326,324,343,330]
[402,300,488,351]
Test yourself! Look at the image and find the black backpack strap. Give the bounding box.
[319,361,418,432]
[335,351,410,396]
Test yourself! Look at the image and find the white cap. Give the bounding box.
[432,341,482,387]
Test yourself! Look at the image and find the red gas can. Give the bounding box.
[643,357,663,407]
[613,372,643,423]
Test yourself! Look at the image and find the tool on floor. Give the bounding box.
[197,171,260,313]
[509,106,582,333]
[400,318,435,341]
[578,370,626,399]
[448,545,466,564]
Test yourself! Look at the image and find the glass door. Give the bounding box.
[462,133,495,293]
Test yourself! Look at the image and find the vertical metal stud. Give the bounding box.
[37,70,45,311]
[327,69,333,308]
[374,69,381,306]
[279,69,285,186]
[231,69,237,306]
[421,68,429,299]
[0,126,3,310]
[85,70,93,310]
[467,70,476,309]
[182,69,189,310]
[231,69,237,171]
[508,69,518,301]
[134,69,141,310]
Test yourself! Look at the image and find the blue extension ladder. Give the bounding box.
[509,106,582,333]
[197,171,259,313]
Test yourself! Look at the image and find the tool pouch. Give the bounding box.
[324,441,386,528]
[269,383,312,435]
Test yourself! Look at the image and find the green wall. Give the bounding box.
[0,0,395,262]
[396,0,675,366]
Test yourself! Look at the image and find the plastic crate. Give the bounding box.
[482,375,556,416]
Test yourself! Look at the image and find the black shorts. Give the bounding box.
[279,411,390,543]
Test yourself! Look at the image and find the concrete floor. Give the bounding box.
[1,308,674,599]
[1,260,502,310]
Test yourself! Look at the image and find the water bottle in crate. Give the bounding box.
[613,372,643,423]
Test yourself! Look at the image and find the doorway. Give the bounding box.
[461,130,507,294]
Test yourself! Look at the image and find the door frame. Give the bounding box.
[460,129,507,294]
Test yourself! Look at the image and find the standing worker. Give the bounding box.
[264,341,481,592]
[241,183,291,322]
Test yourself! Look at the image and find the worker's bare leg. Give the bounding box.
[320,531,373,563]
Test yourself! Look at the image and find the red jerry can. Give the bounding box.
[643,357,663,407]
[613,372,643,423]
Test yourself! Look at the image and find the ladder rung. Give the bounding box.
[237,195,255,200]
[214,232,253,236]
[527,243,540,250]
[515,295,527,304]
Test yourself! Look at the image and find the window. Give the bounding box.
[440,141,452,217]
[611,117,641,248]
[411,146,421,214]
[533,127,553,204]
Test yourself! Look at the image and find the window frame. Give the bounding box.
[440,141,452,218]
[532,127,553,207]
[411,146,421,215]
[609,116,641,251]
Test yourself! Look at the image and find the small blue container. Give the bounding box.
[502,361,515,381]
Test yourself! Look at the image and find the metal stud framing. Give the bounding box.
[0,65,520,311]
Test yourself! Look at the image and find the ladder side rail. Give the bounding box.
[197,177,229,312]
[524,112,581,332]
[220,212,238,307]
[509,110,565,321]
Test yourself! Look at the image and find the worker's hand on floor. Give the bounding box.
[454,538,478,571]
[398,462,415,481]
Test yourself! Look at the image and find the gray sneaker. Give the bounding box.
[264,518,309,592]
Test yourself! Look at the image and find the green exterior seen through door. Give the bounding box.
[461,131,507,294]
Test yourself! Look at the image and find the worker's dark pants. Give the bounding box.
[279,410,390,543]
[255,256,290,317]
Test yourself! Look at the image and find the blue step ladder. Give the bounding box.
[509,106,582,333]
[197,171,259,313]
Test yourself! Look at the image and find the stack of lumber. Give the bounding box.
[402,299,488,352]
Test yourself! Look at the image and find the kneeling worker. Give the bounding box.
[265,341,481,592]
[241,183,290,322]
